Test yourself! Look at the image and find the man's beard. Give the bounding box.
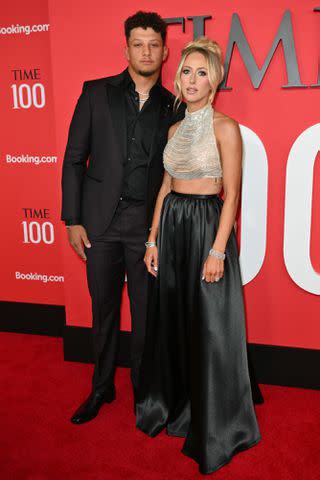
[137,69,157,77]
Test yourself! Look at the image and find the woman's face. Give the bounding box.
[180,52,212,107]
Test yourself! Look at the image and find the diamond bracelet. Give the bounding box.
[209,249,226,260]
[145,241,156,248]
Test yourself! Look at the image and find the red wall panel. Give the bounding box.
[1,0,319,348]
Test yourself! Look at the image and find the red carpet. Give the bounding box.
[0,332,319,480]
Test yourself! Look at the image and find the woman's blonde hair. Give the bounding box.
[174,37,224,108]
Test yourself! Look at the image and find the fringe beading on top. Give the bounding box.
[163,103,222,180]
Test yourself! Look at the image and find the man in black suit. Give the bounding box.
[61,11,185,424]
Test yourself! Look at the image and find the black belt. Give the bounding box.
[119,196,145,203]
[171,191,218,200]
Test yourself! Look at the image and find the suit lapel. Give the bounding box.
[106,79,127,162]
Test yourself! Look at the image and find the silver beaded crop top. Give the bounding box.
[163,103,222,180]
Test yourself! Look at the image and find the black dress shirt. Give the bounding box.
[121,69,161,202]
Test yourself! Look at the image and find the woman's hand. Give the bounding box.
[202,255,224,283]
[144,246,158,277]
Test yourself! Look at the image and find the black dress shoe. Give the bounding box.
[70,386,116,424]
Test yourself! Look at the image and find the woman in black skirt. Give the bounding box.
[136,37,261,475]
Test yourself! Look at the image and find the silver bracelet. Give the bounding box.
[145,241,156,248]
[209,249,225,260]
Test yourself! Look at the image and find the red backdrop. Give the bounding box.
[1,0,319,348]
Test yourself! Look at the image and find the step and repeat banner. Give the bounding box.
[0,0,64,305]
[1,0,319,348]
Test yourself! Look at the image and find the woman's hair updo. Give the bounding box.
[174,37,224,107]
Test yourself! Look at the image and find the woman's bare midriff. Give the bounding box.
[172,177,222,195]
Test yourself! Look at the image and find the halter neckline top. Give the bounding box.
[163,103,222,180]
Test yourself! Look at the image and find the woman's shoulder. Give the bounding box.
[213,111,240,139]
[213,111,239,129]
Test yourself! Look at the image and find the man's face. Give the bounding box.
[125,27,168,77]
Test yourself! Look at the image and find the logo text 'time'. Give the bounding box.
[165,9,320,89]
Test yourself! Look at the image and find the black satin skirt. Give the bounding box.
[136,192,261,474]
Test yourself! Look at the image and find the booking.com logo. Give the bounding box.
[0,23,50,35]
[6,154,58,165]
[15,272,64,283]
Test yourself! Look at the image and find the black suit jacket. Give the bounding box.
[61,70,185,236]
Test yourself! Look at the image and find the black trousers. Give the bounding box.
[86,200,149,394]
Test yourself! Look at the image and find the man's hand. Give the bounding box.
[67,225,91,261]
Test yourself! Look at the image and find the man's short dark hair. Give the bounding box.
[125,11,167,44]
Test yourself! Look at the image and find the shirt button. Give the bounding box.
[120,196,123,200]
[128,157,131,161]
